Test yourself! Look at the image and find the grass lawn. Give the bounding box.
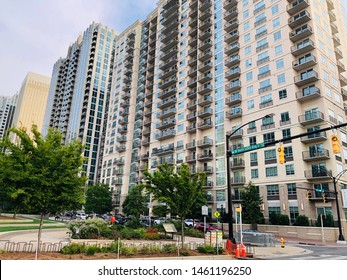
[0,225,67,233]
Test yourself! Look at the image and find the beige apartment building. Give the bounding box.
[100,0,347,227]
[11,72,50,138]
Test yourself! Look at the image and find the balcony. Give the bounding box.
[198,39,213,51]
[158,86,177,99]
[224,0,238,10]
[225,67,241,80]
[287,0,309,15]
[335,47,343,59]
[224,8,238,21]
[198,152,213,161]
[294,70,318,86]
[156,119,176,130]
[116,144,126,152]
[141,138,150,146]
[186,123,197,133]
[197,84,213,94]
[197,119,213,130]
[225,19,239,32]
[337,61,345,72]
[225,93,242,105]
[329,10,336,22]
[199,18,212,31]
[198,61,213,72]
[291,39,315,56]
[289,24,313,42]
[230,177,246,185]
[198,73,213,83]
[117,136,127,143]
[340,74,347,87]
[186,155,196,163]
[224,30,239,44]
[159,76,177,89]
[230,158,245,169]
[226,108,242,119]
[302,149,330,161]
[300,131,327,143]
[225,42,240,55]
[225,55,240,67]
[159,56,178,70]
[304,169,331,180]
[199,166,214,174]
[186,141,196,150]
[156,146,175,156]
[288,10,311,28]
[225,80,241,92]
[197,138,213,148]
[158,108,176,119]
[203,181,214,189]
[331,22,338,34]
[292,55,317,71]
[198,50,213,61]
[187,89,197,99]
[296,87,321,102]
[199,9,212,21]
[197,95,213,106]
[186,111,197,121]
[187,100,196,110]
[198,107,213,118]
[157,130,176,140]
[226,129,243,140]
[199,29,212,41]
[333,34,341,46]
[298,111,324,125]
[158,97,177,109]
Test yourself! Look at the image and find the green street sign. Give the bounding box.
[231,142,265,155]
[315,189,325,193]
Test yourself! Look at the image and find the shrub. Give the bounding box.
[161,244,177,254]
[185,228,204,238]
[197,244,223,255]
[145,228,160,240]
[295,215,310,226]
[139,244,161,255]
[120,245,138,256]
[67,219,108,239]
[269,212,279,225]
[316,214,334,227]
[278,214,290,225]
[60,243,86,254]
[86,245,102,255]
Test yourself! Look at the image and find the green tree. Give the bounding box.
[240,182,264,228]
[122,185,147,220]
[152,205,169,218]
[84,183,113,214]
[0,125,87,252]
[140,163,206,247]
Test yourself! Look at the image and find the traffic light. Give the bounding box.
[331,134,341,154]
[322,193,327,203]
[226,150,233,157]
[278,144,285,164]
[306,191,312,200]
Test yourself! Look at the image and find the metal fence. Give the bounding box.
[235,232,276,247]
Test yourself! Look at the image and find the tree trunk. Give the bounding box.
[36,212,44,257]
[181,218,184,249]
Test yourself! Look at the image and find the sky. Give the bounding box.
[0,0,158,96]
[0,0,346,96]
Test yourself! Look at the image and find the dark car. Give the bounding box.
[194,222,218,232]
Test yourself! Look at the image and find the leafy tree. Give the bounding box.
[278,214,290,225]
[140,163,206,247]
[152,205,169,218]
[84,183,113,214]
[122,185,147,220]
[0,125,87,252]
[240,182,264,228]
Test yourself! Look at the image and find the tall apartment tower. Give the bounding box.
[0,95,18,140]
[44,23,116,184]
[11,72,50,139]
[101,0,347,225]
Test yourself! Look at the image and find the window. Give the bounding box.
[266,167,278,177]
[283,128,292,139]
[244,33,251,43]
[244,21,250,31]
[277,73,286,84]
[246,71,253,81]
[245,45,251,55]
[245,58,252,68]
[267,184,279,196]
[247,99,254,109]
[271,4,279,14]
[251,169,259,179]
[264,149,276,160]
[272,18,280,28]
[287,183,297,195]
[263,132,275,144]
[279,89,287,99]
[284,146,293,158]
[281,112,290,122]
[247,85,254,95]
[276,59,284,69]
[269,207,281,215]
[260,93,272,104]
[250,152,258,163]
[249,136,257,145]
[273,30,281,41]
[286,164,295,175]
[274,45,282,54]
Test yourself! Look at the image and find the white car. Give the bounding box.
[153,217,166,225]
[75,213,87,220]
[184,219,199,227]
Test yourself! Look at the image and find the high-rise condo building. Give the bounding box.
[11,72,50,139]
[43,22,116,184]
[0,95,18,140]
[100,0,347,227]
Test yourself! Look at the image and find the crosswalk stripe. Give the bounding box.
[292,255,347,260]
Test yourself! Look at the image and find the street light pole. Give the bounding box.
[225,114,273,243]
[332,176,344,242]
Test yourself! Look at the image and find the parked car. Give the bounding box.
[194,222,218,232]
[75,213,87,220]
[184,219,199,227]
[153,217,166,225]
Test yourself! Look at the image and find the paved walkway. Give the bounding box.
[0,228,311,259]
